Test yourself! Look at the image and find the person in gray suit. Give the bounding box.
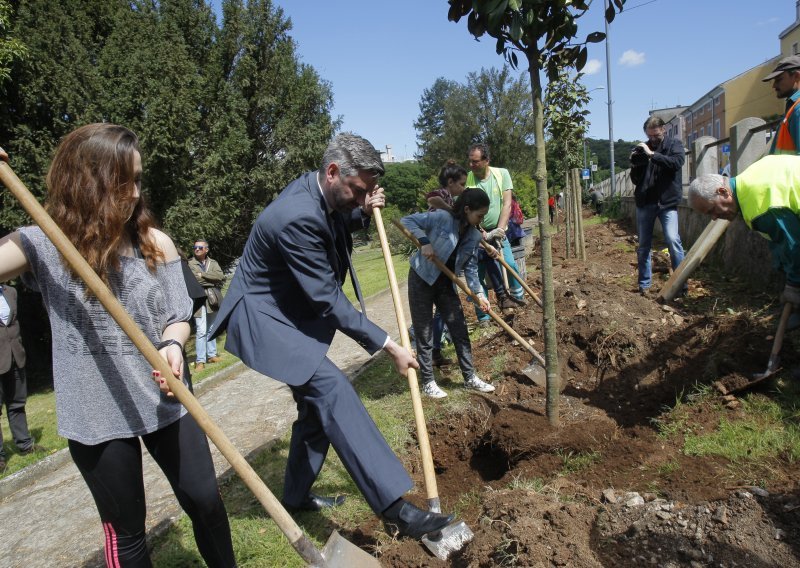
[210,133,456,539]
[0,284,35,470]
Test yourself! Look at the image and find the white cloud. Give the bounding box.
[583,59,602,75]
[619,50,645,67]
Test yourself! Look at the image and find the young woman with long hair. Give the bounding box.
[401,188,497,399]
[0,124,235,567]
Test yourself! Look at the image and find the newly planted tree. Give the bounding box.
[448,0,624,425]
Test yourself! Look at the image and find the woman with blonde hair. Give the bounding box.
[0,125,235,567]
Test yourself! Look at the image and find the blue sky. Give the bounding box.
[211,1,792,161]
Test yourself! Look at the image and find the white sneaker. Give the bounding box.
[421,381,448,399]
[464,376,495,393]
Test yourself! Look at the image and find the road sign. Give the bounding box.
[722,144,730,154]
[591,164,598,172]
[581,168,590,180]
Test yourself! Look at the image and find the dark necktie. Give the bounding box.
[329,211,367,315]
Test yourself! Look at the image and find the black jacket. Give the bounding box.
[631,136,685,209]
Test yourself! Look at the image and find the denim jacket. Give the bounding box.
[401,210,483,296]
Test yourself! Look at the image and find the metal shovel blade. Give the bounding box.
[523,360,547,387]
[421,520,475,561]
[321,530,382,567]
[751,354,781,382]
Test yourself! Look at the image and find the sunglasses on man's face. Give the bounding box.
[193,246,206,250]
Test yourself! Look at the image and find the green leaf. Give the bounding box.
[576,47,587,71]
[605,3,616,23]
[510,12,523,42]
[586,31,605,43]
[467,11,487,38]
[496,35,506,55]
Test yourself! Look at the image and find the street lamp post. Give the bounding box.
[584,86,605,193]
[605,0,615,198]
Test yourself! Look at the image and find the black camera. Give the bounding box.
[630,145,649,166]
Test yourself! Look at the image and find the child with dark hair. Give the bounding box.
[401,188,496,398]
[425,160,467,212]
[424,160,468,366]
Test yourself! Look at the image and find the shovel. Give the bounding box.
[480,239,543,308]
[0,161,378,568]
[393,220,547,386]
[372,209,474,560]
[750,302,793,383]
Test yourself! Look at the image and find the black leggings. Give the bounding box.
[69,414,236,567]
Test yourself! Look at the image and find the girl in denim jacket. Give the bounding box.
[401,189,497,398]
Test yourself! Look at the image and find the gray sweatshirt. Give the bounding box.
[20,226,192,444]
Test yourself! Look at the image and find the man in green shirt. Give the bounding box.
[466,144,526,322]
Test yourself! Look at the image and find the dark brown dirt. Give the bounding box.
[357,215,800,567]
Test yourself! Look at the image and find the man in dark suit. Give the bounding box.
[211,133,455,539]
[0,284,35,471]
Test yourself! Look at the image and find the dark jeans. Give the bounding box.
[408,268,476,385]
[69,414,235,568]
[432,310,445,350]
[0,365,32,459]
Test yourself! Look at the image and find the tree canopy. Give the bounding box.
[0,0,337,266]
[414,66,535,173]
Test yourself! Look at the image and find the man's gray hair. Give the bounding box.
[688,174,725,202]
[320,133,384,178]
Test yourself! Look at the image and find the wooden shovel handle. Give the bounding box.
[393,220,545,367]
[0,162,325,566]
[372,209,440,511]
[480,240,543,308]
[771,302,794,359]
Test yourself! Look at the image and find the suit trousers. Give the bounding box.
[282,358,413,514]
[0,364,32,459]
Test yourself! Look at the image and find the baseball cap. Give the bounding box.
[762,55,800,82]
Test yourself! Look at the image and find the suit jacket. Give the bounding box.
[210,171,386,385]
[0,285,26,374]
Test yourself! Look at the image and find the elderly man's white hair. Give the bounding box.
[688,174,725,202]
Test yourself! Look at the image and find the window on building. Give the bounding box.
[794,42,799,55]
[715,119,721,139]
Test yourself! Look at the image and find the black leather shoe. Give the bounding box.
[382,500,455,540]
[19,444,46,456]
[282,492,346,512]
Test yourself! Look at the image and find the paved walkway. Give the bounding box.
[0,284,410,568]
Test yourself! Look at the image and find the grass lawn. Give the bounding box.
[345,246,409,303]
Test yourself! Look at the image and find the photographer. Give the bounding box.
[630,116,686,296]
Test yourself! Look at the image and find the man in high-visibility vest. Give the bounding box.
[763,55,800,155]
[688,155,800,306]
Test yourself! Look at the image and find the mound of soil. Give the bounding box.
[359,215,800,566]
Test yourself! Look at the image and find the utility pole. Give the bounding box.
[582,139,589,193]
[605,0,616,198]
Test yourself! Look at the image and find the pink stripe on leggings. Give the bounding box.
[102,522,120,567]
